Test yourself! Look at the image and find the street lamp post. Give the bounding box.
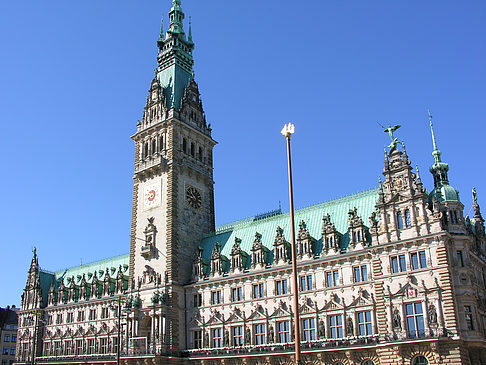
[281,123,302,365]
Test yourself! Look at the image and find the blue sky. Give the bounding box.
[0,0,484,307]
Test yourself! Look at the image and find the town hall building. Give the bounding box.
[15,1,486,364]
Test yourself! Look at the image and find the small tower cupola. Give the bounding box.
[427,110,460,203]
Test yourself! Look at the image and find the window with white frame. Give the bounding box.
[252,283,264,298]
[212,328,222,348]
[357,311,373,336]
[193,293,202,307]
[353,265,368,282]
[326,270,339,287]
[302,318,316,341]
[329,314,343,338]
[276,279,288,295]
[232,326,243,346]
[300,275,313,291]
[405,302,425,338]
[254,323,266,345]
[231,287,243,302]
[278,321,290,343]
[390,254,406,273]
[211,290,222,304]
[410,251,427,270]
[193,330,202,349]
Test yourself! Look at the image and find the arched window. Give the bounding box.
[412,356,428,365]
[198,146,203,161]
[405,209,411,227]
[182,138,187,153]
[353,232,357,243]
[191,142,195,157]
[397,211,404,229]
[454,210,459,224]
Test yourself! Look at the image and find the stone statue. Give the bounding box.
[369,211,378,228]
[473,187,478,204]
[393,309,401,330]
[203,332,209,347]
[245,328,251,345]
[346,316,354,336]
[318,320,325,339]
[223,330,229,347]
[268,325,274,343]
[379,123,401,151]
[428,305,438,326]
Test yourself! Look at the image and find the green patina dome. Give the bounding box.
[429,184,460,203]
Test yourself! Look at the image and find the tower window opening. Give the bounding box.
[198,146,203,162]
[183,138,187,153]
[144,142,149,159]
[454,210,459,224]
[405,209,411,227]
[397,211,404,230]
[151,139,156,155]
[191,142,195,157]
[159,136,164,152]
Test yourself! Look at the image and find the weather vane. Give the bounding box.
[378,122,401,152]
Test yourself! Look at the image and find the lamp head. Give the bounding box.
[281,123,295,138]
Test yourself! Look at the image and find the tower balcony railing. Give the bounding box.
[183,335,379,358]
[135,155,167,175]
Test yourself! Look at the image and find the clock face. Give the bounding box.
[143,184,161,210]
[186,186,202,210]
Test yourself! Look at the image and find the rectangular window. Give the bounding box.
[211,290,222,304]
[232,326,243,346]
[212,328,222,348]
[457,250,464,267]
[353,265,368,282]
[89,309,97,320]
[465,305,474,330]
[357,311,373,336]
[326,270,339,287]
[2,348,8,355]
[405,302,425,338]
[56,314,63,324]
[3,334,9,342]
[11,334,16,343]
[10,347,15,356]
[276,279,288,295]
[101,307,109,319]
[278,321,290,343]
[231,287,243,302]
[300,275,312,291]
[302,318,316,341]
[329,315,343,338]
[75,340,83,355]
[194,330,202,349]
[254,323,266,345]
[391,254,406,273]
[64,340,73,355]
[87,339,95,354]
[67,312,74,323]
[99,338,107,354]
[193,293,202,307]
[410,251,427,270]
[253,283,264,298]
[77,311,85,322]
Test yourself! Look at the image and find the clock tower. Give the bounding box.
[129,0,216,352]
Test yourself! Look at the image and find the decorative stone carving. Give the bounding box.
[297,220,315,259]
[392,309,401,330]
[322,213,341,253]
[141,217,157,258]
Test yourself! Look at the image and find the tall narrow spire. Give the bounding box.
[428,109,442,164]
[188,16,193,44]
[427,110,459,202]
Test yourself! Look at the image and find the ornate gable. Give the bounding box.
[270,301,292,318]
[247,305,268,321]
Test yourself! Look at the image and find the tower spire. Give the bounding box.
[428,109,442,164]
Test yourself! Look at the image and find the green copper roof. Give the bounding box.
[200,189,379,264]
[42,254,130,288]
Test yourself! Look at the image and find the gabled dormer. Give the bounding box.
[230,237,248,273]
[251,232,269,269]
[273,226,290,265]
[210,242,227,277]
[296,220,315,260]
[347,207,368,249]
[322,213,341,254]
